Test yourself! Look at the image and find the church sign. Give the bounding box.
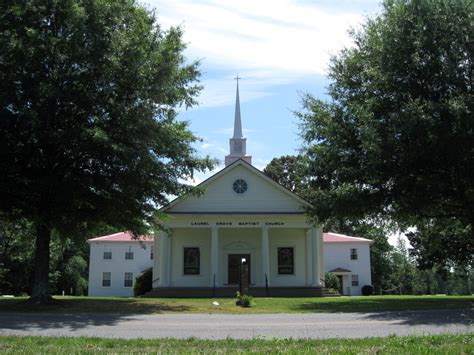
[189,221,286,227]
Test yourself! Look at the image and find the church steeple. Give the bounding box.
[225,76,252,166]
[233,78,243,138]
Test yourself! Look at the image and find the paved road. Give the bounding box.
[0,309,472,339]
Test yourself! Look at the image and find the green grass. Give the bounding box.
[0,295,472,314]
[0,333,472,354]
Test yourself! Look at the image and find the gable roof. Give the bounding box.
[323,232,373,244]
[163,159,312,214]
[87,231,153,243]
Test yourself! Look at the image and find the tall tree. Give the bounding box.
[297,0,473,268]
[0,0,214,303]
[263,155,308,193]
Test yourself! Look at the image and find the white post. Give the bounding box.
[261,226,270,286]
[158,230,169,286]
[306,229,313,286]
[319,226,324,284]
[211,227,219,287]
[312,227,322,287]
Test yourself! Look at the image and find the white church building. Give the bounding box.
[87,81,373,297]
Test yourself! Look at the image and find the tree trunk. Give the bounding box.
[29,222,53,304]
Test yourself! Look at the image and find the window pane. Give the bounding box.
[125,252,134,260]
[150,246,154,260]
[352,275,359,286]
[124,272,133,287]
[183,248,200,275]
[278,247,294,274]
[102,272,111,287]
[350,248,358,260]
[103,251,112,260]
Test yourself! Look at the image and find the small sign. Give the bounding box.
[240,262,250,295]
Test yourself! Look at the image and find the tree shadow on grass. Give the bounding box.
[0,298,192,331]
[0,298,191,314]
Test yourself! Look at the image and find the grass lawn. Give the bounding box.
[0,333,472,354]
[0,295,472,314]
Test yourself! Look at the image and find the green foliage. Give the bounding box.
[361,285,373,296]
[133,268,152,297]
[407,218,472,269]
[297,0,474,269]
[324,272,340,292]
[263,155,308,193]
[0,0,214,302]
[1,333,473,354]
[0,218,35,295]
[235,292,254,308]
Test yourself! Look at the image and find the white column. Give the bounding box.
[261,226,270,286]
[211,227,219,287]
[167,232,172,286]
[306,229,313,286]
[158,230,169,286]
[312,227,322,287]
[319,226,324,283]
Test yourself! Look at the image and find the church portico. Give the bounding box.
[152,214,324,293]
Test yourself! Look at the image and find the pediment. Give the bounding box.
[165,160,310,214]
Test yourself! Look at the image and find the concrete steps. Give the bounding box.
[143,287,340,298]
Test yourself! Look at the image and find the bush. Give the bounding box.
[324,272,340,291]
[133,268,152,296]
[361,285,373,296]
[235,292,254,307]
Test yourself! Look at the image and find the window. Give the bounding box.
[277,247,294,275]
[125,246,134,260]
[350,248,358,260]
[352,275,359,286]
[103,251,112,260]
[124,272,133,287]
[183,247,200,275]
[150,246,154,260]
[233,179,248,194]
[102,272,111,287]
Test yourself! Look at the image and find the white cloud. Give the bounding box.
[146,0,374,107]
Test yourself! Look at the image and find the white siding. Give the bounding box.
[268,229,307,286]
[170,228,212,287]
[323,243,372,296]
[88,242,153,297]
[168,165,304,213]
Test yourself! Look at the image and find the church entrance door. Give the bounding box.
[228,254,250,285]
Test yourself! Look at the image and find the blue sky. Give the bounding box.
[145,0,382,182]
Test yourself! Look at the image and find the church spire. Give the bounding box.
[225,75,252,166]
[233,75,243,138]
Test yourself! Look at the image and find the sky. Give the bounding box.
[145,0,382,180]
[143,0,406,246]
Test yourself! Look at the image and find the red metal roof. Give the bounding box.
[87,231,153,243]
[323,232,373,244]
[88,231,372,244]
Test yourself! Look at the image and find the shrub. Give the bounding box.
[361,285,373,296]
[235,291,254,307]
[133,268,152,296]
[324,272,340,291]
